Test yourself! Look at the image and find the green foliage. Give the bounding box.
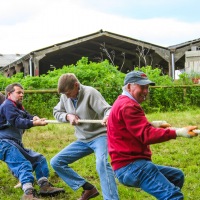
[0,73,23,91]
[23,93,60,117]
[175,72,193,85]
[1,58,200,116]
[0,57,126,117]
[134,66,174,86]
[45,57,125,104]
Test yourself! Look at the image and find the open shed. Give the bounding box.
[1,30,200,79]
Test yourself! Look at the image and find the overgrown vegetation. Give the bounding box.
[1,57,200,117]
[1,109,200,199]
[0,57,125,117]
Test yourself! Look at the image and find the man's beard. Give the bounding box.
[16,100,22,106]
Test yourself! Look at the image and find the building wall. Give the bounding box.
[185,50,200,74]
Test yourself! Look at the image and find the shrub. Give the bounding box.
[0,58,200,117]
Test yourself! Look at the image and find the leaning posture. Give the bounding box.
[51,73,119,200]
[107,71,197,200]
[0,83,64,200]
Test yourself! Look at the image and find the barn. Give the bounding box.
[1,30,200,79]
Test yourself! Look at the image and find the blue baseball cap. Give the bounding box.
[124,71,155,86]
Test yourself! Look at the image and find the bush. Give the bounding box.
[0,58,199,117]
[0,58,125,117]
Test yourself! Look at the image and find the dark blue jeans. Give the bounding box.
[0,140,49,186]
[115,159,184,200]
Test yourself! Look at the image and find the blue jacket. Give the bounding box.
[0,99,34,141]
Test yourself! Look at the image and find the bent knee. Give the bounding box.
[50,156,58,168]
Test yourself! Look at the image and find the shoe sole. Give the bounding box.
[88,191,100,199]
[39,190,65,197]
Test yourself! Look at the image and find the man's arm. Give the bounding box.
[53,96,68,122]
[88,88,111,117]
[3,102,35,129]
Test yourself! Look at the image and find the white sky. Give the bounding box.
[0,0,200,54]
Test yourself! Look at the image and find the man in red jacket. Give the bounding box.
[107,71,197,200]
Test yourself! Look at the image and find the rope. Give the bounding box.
[45,119,103,124]
[45,120,200,133]
[193,129,200,134]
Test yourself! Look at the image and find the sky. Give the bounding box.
[0,0,200,54]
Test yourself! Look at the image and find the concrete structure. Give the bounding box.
[1,30,200,78]
[0,54,24,74]
[185,47,200,74]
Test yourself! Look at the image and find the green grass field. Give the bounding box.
[1,109,200,199]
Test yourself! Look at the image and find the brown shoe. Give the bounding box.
[21,189,42,200]
[78,187,99,200]
[39,182,65,197]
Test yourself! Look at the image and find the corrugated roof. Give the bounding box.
[1,30,200,75]
[0,54,25,67]
[168,38,200,49]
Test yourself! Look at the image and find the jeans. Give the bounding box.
[0,140,49,186]
[115,159,184,200]
[50,136,119,200]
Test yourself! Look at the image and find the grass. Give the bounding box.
[1,109,200,199]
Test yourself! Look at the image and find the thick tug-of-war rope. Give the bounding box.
[45,120,200,135]
[193,130,200,134]
[45,119,103,124]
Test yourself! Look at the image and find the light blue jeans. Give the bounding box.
[115,159,184,200]
[0,140,49,186]
[50,136,119,200]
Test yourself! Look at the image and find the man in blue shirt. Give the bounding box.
[0,83,64,200]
